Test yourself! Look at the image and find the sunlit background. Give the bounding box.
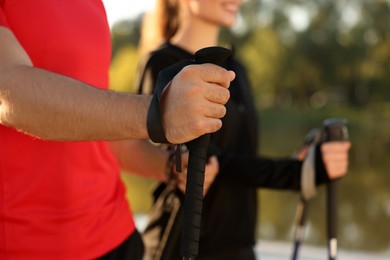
[102,0,390,257]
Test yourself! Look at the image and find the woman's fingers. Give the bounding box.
[321,141,351,179]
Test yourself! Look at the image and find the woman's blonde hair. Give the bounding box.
[139,0,180,56]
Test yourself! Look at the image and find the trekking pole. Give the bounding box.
[291,128,321,260]
[180,47,231,260]
[322,118,349,260]
[147,46,231,260]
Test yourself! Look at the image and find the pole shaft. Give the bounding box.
[327,181,338,260]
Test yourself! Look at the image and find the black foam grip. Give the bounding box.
[181,46,231,259]
[180,135,209,257]
[323,118,349,142]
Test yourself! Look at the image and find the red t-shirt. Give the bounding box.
[0,1,135,259]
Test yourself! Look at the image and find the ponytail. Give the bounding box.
[139,0,180,56]
[157,0,180,40]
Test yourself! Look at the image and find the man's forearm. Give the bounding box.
[0,65,150,141]
[109,140,169,182]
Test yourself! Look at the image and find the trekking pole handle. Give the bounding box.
[181,47,231,260]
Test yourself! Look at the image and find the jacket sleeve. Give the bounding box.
[217,153,303,190]
[216,148,329,191]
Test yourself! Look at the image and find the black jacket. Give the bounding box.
[137,42,327,259]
